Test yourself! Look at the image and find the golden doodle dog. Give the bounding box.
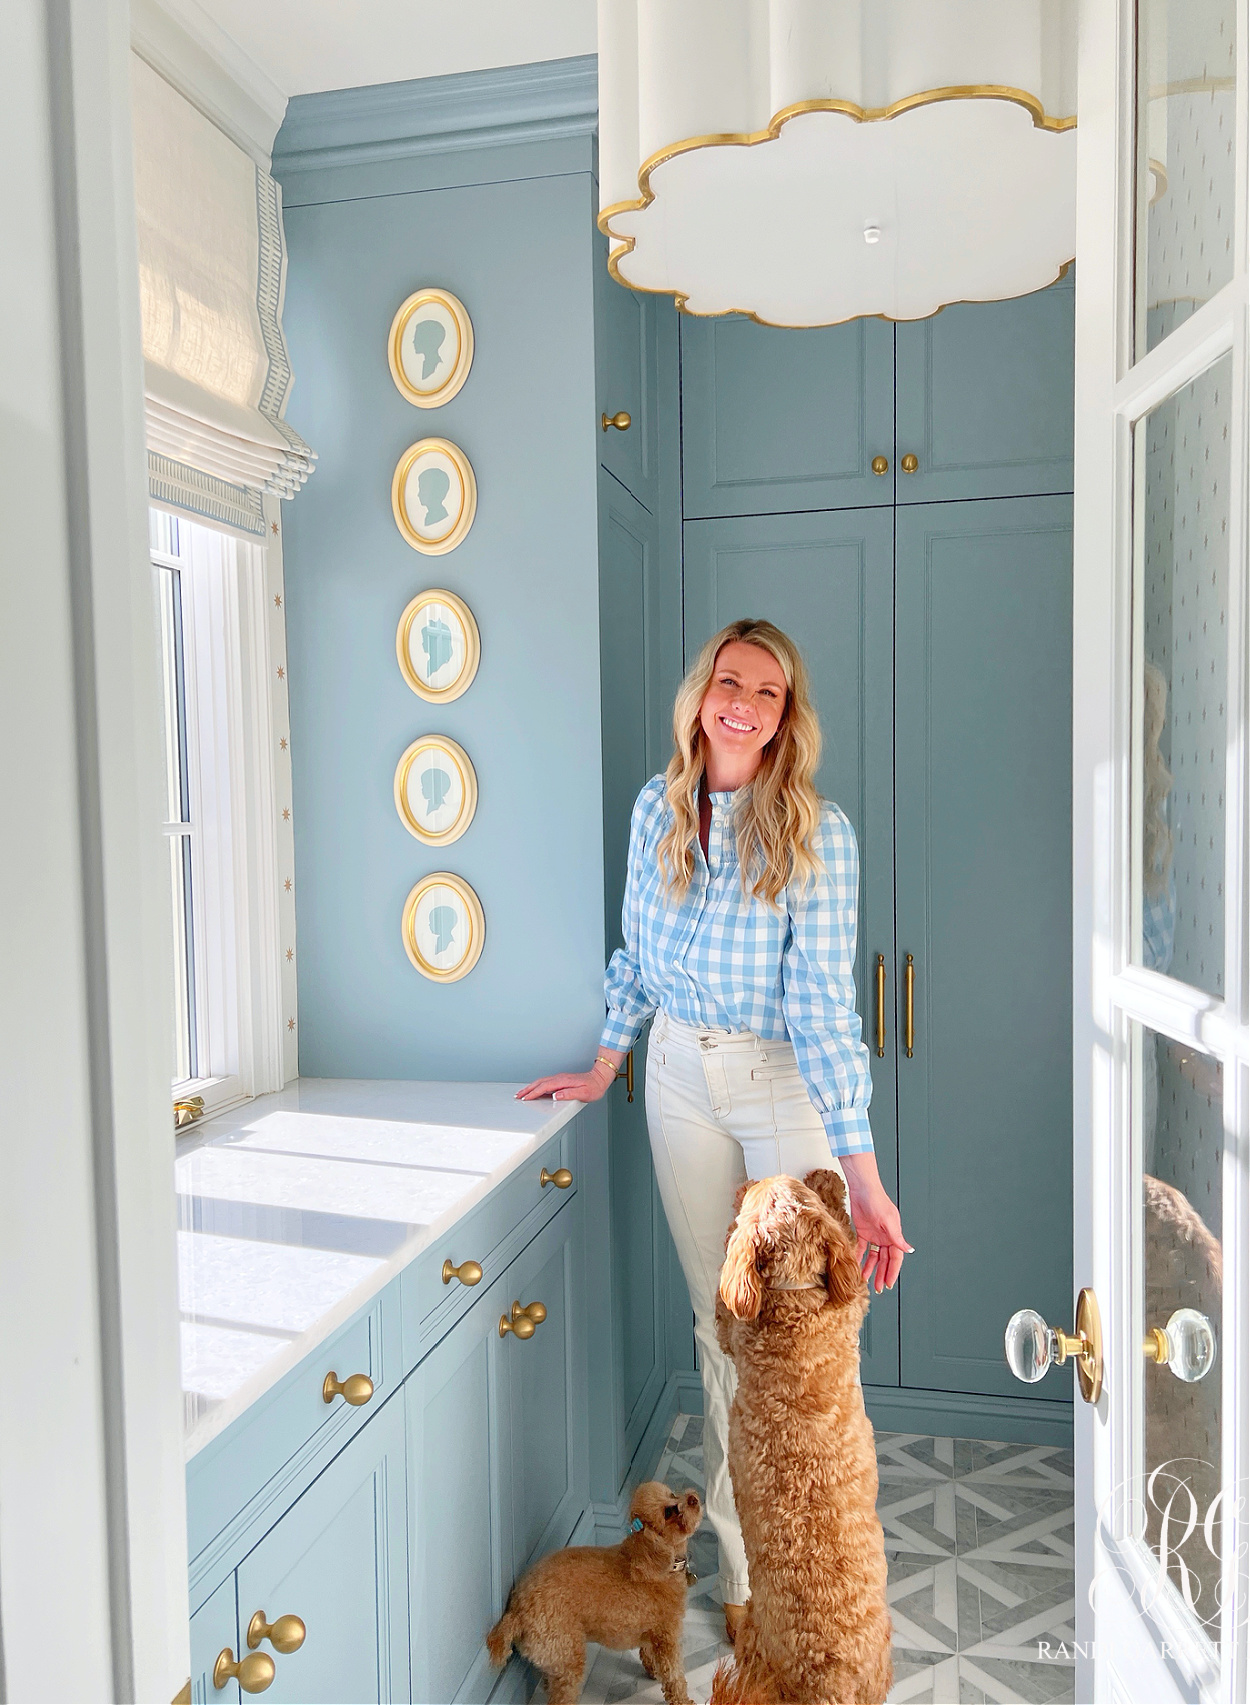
[486,1480,703,1704]
[711,1170,893,1705]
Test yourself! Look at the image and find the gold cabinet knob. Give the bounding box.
[601,411,631,432]
[499,1309,535,1340]
[213,1648,275,1693]
[1004,1287,1103,1404]
[871,455,889,475]
[442,1257,483,1287]
[540,1166,572,1189]
[247,1610,306,1655]
[515,1299,547,1326]
[900,452,919,473]
[322,1369,374,1406]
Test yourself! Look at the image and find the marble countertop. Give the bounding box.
[177,1079,578,1459]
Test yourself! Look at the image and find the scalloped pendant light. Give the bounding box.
[598,0,1077,327]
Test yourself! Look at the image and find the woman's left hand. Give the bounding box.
[838,1152,914,1293]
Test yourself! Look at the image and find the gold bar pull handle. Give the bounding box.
[904,953,915,1058]
[874,954,886,1058]
[615,1049,635,1102]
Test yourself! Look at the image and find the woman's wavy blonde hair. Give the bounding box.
[657,619,824,906]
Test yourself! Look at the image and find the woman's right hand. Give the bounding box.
[516,1058,617,1102]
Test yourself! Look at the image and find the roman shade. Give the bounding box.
[131,54,314,537]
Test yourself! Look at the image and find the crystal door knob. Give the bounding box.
[1145,1308,1217,1382]
[1005,1287,1103,1403]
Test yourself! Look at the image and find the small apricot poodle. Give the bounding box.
[710,1170,893,1705]
[486,1479,703,1704]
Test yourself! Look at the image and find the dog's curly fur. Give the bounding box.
[710,1170,893,1705]
[486,1480,702,1704]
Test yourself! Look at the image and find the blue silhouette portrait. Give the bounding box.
[417,466,450,526]
[409,318,446,380]
[429,904,458,956]
[422,614,454,679]
[421,764,452,816]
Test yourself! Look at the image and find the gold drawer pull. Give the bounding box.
[904,952,915,1058]
[540,1166,572,1189]
[247,1611,306,1654]
[615,1050,635,1102]
[442,1257,483,1286]
[213,1648,274,1693]
[871,455,889,475]
[874,953,886,1058]
[499,1299,547,1339]
[901,452,919,473]
[601,410,631,432]
[322,1369,374,1406]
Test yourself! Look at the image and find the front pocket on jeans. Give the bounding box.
[750,1064,798,1082]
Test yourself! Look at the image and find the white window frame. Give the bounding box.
[152,510,287,1118]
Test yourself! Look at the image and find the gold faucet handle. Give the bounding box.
[213,1648,275,1693]
[247,1610,306,1655]
[540,1166,572,1189]
[322,1370,374,1406]
[442,1257,483,1286]
[601,410,631,432]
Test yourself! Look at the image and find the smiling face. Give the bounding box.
[698,640,788,786]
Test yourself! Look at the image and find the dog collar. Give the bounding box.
[768,1278,826,1291]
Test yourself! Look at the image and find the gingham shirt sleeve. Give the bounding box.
[600,781,662,1052]
[781,804,875,1157]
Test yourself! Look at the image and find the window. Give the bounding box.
[151,509,290,1118]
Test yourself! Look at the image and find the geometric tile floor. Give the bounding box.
[582,1414,1076,1705]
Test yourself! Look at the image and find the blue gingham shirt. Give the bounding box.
[600,776,874,1156]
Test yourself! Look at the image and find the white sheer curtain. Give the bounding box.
[131,54,313,537]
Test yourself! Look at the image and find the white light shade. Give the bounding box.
[598,0,1077,326]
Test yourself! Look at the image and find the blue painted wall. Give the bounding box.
[275,119,607,1078]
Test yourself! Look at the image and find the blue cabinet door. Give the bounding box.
[596,237,658,513]
[234,1392,410,1704]
[682,508,900,1386]
[894,273,1074,504]
[190,1575,239,1704]
[681,316,895,517]
[894,497,1073,1400]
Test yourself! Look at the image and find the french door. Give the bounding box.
[1065,0,1250,1696]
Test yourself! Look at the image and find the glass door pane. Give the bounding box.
[1132,354,1231,999]
[1135,0,1238,356]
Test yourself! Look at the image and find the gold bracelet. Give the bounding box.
[593,1054,617,1074]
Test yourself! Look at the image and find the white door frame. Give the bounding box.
[1073,0,1250,1699]
[0,2,189,1699]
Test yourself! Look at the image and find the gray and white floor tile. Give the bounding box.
[579,1417,1076,1705]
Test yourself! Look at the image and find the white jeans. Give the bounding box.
[644,1012,848,1603]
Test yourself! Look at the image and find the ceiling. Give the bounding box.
[186,0,597,97]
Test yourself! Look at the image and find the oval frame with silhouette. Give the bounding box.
[388,288,474,408]
[395,588,481,703]
[394,734,478,846]
[401,871,485,982]
[392,438,477,555]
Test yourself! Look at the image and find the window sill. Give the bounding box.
[173,1074,248,1128]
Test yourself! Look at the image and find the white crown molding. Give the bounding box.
[130,0,287,168]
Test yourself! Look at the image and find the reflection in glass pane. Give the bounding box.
[1135,0,1236,355]
[1136,1023,1223,1643]
[1133,355,1229,999]
[169,831,195,1084]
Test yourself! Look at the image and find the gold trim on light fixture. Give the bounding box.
[396,588,481,703]
[391,438,477,555]
[387,288,474,409]
[599,84,1076,330]
[393,734,478,845]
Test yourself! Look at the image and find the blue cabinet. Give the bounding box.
[596,239,659,514]
[190,1577,240,1704]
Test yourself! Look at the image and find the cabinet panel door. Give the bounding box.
[190,1575,238,1704]
[502,1205,588,1577]
[596,235,657,512]
[408,1268,510,1705]
[683,509,899,1385]
[895,273,1075,503]
[681,316,895,518]
[894,497,1073,1399]
[235,1393,409,1704]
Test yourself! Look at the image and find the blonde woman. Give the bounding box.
[519,619,911,1636]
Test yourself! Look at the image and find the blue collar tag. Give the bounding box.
[629,1517,644,1533]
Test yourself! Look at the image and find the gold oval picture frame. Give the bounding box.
[388,288,474,408]
[401,872,485,982]
[394,735,478,846]
[396,588,481,703]
[392,438,477,555]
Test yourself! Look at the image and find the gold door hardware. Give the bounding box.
[499,1299,547,1339]
[874,954,886,1058]
[322,1369,374,1406]
[871,455,889,475]
[1004,1287,1104,1404]
[602,411,632,432]
[903,953,915,1058]
[442,1257,483,1287]
[247,1611,306,1655]
[212,1648,275,1693]
[1144,1307,1216,1382]
[540,1165,573,1189]
[900,453,919,473]
[616,1049,635,1101]
[173,1682,192,1705]
[174,1095,205,1130]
